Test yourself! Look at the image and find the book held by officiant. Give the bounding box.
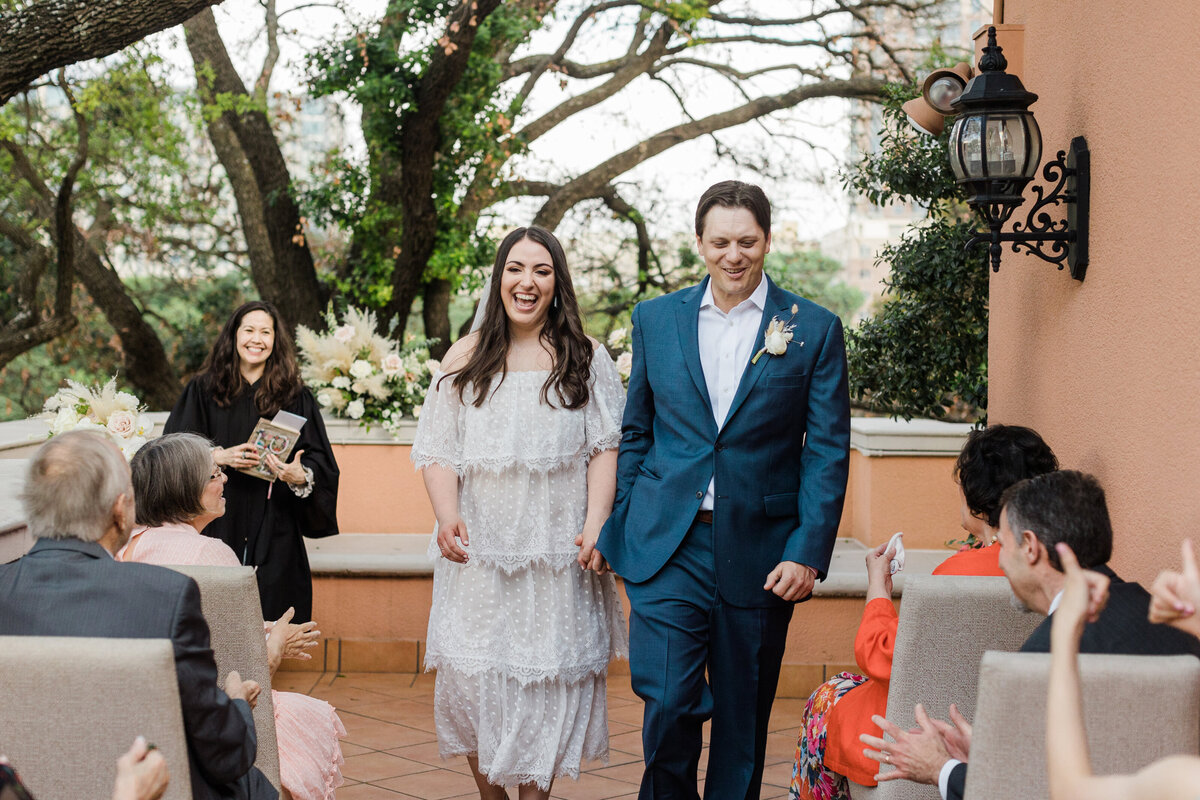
[238,410,307,481]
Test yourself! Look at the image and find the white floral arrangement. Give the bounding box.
[296,306,439,437]
[40,378,154,459]
[607,326,633,386]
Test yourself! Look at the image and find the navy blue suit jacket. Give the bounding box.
[597,275,851,607]
[0,538,259,800]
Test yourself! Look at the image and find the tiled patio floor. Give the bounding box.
[274,671,803,799]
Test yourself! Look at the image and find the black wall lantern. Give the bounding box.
[948,27,1089,279]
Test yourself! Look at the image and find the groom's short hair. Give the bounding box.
[695,180,771,238]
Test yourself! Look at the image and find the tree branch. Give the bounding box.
[253,0,279,103]
[0,0,227,105]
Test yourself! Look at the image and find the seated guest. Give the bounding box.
[860,470,1200,800]
[1,737,168,800]
[1047,543,1200,800]
[790,424,1057,800]
[0,431,276,800]
[120,433,345,800]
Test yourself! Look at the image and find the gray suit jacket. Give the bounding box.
[0,537,259,800]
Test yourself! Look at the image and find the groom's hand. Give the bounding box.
[764,561,816,601]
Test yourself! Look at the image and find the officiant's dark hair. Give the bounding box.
[695,180,771,238]
[200,300,300,417]
[447,226,593,410]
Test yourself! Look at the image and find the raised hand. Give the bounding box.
[267,607,320,675]
[1051,543,1110,649]
[265,449,306,484]
[865,540,896,602]
[1149,539,1200,639]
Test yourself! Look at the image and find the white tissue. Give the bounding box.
[888,531,906,574]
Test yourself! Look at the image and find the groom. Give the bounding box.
[598,180,850,799]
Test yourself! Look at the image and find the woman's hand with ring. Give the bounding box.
[436,516,470,563]
[215,444,259,469]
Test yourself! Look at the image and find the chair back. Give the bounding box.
[165,564,281,789]
[0,636,192,800]
[861,575,1043,800]
[965,651,1200,799]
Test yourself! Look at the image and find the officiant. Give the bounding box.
[165,300,339,623]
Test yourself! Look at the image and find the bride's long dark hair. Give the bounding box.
[449,226,593,409]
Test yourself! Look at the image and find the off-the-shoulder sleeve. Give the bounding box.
[585,346,625,456]
[411,371,464,473]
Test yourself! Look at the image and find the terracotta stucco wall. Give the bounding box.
[990,2,1200,583]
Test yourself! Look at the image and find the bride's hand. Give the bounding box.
[575,526,609,575]
[437,516,470,563]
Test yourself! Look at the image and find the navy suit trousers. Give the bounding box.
[625,520,793,800]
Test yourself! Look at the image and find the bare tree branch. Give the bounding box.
[0,0,227,105]
[253,0,280,103]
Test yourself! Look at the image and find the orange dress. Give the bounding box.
[794,545,1004,795]
[118,523,346,800]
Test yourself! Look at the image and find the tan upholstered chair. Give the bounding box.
[965,651,1200,800]
[0,636,192,800]
[850,575,1044,800]
[166,564,281,789]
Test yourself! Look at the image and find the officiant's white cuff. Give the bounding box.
[938,759,962,800]
[288,465,315,498]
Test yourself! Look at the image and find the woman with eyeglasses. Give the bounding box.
[120,432,346,800]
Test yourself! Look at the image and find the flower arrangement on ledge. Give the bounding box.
[296,306,439,437]
[40,378,154,459]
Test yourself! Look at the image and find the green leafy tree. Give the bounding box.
[767,250,864,325]
[844,82,989,421]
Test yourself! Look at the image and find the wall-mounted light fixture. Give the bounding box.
[948,27,1089,279]
[901,62,973,136]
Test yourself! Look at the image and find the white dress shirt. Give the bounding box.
[697,275,767,510]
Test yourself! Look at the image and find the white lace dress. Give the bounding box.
[410,348,629,789]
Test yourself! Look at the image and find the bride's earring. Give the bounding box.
[553,295,558,309]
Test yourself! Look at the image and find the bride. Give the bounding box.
[411,225,628,799]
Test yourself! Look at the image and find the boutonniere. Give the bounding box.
[752,304,803,364]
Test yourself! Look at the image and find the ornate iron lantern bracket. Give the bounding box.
[966,136,1090,279]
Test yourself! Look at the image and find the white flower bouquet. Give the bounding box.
[606,326,633,385]
[40,378,154,459]
[296,306,438,437]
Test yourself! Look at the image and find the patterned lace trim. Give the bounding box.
[413,450,600,476]
[435,745,611,791]
[423,652,618,686]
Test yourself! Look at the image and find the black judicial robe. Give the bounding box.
[164,377,339,623]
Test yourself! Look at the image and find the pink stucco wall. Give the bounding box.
[989,2,1200,583]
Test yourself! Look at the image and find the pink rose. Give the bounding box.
[106,409,136,438]
[381,353,404,376]
[333,325,356,344]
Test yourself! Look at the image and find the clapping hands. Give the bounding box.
[267,607,320,675]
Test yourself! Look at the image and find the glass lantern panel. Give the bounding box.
[949,118,966,180]
[984,114,1038,179]
[960,115,984,180]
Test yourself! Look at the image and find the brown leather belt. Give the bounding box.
[694,509,714,525]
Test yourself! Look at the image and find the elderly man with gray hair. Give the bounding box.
[0,430,277,800]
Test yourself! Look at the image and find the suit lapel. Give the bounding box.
[676,279,715,421]
[722,277,790,427]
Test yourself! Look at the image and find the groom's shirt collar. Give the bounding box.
[699,273,768,312]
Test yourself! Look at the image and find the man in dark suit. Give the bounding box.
[860,470,1200,800]
[0,431,276,800]
[597,180,851,799]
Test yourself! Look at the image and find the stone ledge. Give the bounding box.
[306,533,957,596]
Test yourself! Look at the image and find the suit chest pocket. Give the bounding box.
[764,372,809,389]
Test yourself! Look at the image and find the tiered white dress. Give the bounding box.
[411,349,629,789]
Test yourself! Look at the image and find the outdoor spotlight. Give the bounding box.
[949,27,1089,279]
[901,62,972,136]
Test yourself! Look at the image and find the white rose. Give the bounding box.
[332,376,351,389]
[106,409,136,438]
[381,353,404,376]
[72,418,104,433]
[119,436,147,460]
[317,391,334,408]
[50,407,80,434]
[607,327,628,348]
[412,405,421,419]
[424,359,441,374]
[350,359,374,379]
[615,352,633,379]
[43,395,61,412]
[764,328,792,356]
[346,399,365,419]
[333,325,356,344]
[115,391,140,411]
